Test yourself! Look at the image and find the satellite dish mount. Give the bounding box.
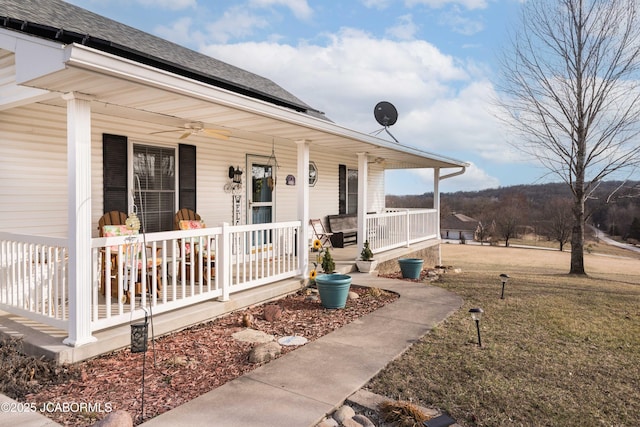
[373,101,399,143]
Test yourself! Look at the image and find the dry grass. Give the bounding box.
[369,244,640,427]
[378,400,429,427]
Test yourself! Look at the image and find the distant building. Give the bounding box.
[441,213,479,242]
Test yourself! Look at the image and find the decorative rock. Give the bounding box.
[93,410,133,427]
[332,405,356,424]
[342,418,364,427]
[347,291,359,300]
[278,335,308,346]
[352,414,376,427]
[264,304,283,322]
[248,341,281,364]
[232,328,274,343]
[315,417,339,427]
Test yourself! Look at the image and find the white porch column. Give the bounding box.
[434,168,442,265]
[357,152,368,256]
[62,92,96,347]
[296,140,310,278]
[219,222,231,301]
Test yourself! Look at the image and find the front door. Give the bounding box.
[247,155,275,225]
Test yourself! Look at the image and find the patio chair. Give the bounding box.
[98,211,127,298]
[99,211,162,302]
[174,209,215,281]
[310,218,333,249]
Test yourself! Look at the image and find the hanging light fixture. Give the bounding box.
[266,139,279,191]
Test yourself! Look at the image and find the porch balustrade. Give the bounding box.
[0,221,301,336]
[366,209,439,253]
[0,233,68,330]
[1,213,437,343]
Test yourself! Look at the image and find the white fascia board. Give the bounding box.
[0,29,68,84]
[0,29,64,109]
[63,43,468,169]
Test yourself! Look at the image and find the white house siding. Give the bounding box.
[0,104,68,237]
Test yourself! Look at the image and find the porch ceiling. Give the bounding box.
[7,43,468,171]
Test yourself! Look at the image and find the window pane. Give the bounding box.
[133,144,176,232]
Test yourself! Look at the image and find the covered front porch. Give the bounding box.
[0,227,440,363]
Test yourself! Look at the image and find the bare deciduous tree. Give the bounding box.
[497,0,640,274]
[544,198,573,251]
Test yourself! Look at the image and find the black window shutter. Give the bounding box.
[103,134,128,214]
[179,144,197,211]
[339,164,346,214]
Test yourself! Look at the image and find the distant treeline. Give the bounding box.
[386,181,640,242]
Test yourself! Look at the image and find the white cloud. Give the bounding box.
[361,0,394,10]
[386,162,500,194]
[249,0,313,20]
[136,0,196,10]
[385,14,419,40]
[202,26,517,191]
[438,5,484,35]
[204,7,271,43]
[405,0,488,10]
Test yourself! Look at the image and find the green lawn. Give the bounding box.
[368,244,640,426]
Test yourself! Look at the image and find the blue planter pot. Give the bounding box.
[315,274,352,309]
[398,258,424,279]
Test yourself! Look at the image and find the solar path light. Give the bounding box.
[500,273,510,299]
[469,307,484,347]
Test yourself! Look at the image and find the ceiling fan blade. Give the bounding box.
[150,129,182,135]
[179,131,192,139]
[202,128,231,140]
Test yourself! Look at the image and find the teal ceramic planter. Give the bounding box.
[398,258,424,279]
[315,274,352,309]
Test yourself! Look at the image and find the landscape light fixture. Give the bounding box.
[500,273,510,299]
[469,307,484,347]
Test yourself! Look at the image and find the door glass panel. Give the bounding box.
[248,159,275,248]
[251,163,273,204]
[249,161,275,225]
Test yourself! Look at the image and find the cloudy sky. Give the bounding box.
[68,0,547,194]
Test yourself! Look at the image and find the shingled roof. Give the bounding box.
[0,0,327,119]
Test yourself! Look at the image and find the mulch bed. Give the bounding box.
[1,285,398,426]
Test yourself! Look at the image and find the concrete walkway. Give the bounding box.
[140,273,462,427]
[5,273,462,427]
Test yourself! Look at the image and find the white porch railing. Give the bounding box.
[0,233,69,330]
[366,209,439,253]
[0,221,301,336]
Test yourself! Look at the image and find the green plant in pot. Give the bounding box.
[356,240,378,273]
[313,243,352,309]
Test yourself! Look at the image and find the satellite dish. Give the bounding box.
[374,101,398,127]
[373,101,399,142]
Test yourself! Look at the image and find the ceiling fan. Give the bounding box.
[150,122,231,140]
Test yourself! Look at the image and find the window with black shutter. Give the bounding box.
[103,135,195,233]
